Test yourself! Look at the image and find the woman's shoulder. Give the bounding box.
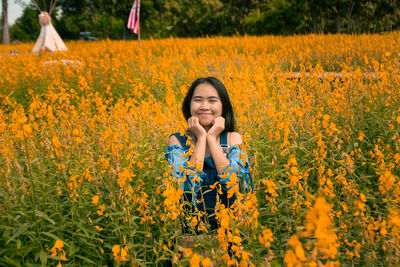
[167,132,185,147]
[168,135,181,147]
[228,132,243,147]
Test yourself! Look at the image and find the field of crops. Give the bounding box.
[1,33,400,266]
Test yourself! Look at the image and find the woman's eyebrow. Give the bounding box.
[192,95,219,99]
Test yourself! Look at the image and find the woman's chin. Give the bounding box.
[199,121,212,129]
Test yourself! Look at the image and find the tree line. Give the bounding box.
[2,0,400,43]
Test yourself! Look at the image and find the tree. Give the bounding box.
[244,0,310,35]
[163,0,224,37]
[220,0,261,35]
[10,3,41,42]
[334,0,343,33]
[2,0,10,44]
[8,0,400,40]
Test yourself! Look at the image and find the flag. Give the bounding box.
[127,0,140,34]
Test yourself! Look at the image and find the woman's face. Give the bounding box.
[190,83,223,129]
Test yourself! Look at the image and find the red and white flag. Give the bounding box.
[127,0,140,34]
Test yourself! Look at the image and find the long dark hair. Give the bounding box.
[182,77,235,132]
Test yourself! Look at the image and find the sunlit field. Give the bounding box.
[1,33,400,266]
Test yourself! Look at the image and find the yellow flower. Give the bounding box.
[51,240,64,256]
[60,252,67,261]
[92,195,99,206]
[54,240,64,249]
[97,204,105,216]
[232,235,242,245]
[288,235,306,261]
[263,180,278,197]
[112,245,120,255]
[283,250,302,267]
[112,245,129,263]
[190,216,198,227]
[258,229,273,248]
[190,253,200,267]
[201,258,211,267]
[184,248,193,257]
[22,124,33,135]
[120,247,128,261]
[51,240,67,261]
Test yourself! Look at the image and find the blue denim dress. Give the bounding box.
[165,131,253,231]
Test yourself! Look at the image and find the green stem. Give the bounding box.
[23,131,42,248]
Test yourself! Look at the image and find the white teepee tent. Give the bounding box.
[32,0,67,53]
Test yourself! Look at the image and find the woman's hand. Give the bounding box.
[188,116,207,139]
[207,116,225,140]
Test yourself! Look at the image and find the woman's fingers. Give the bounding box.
[188,116,197,127]
[207,117,225,139]
[214,117,225,128]
[188,116,207,138]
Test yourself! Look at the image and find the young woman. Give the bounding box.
[165,77,252,231]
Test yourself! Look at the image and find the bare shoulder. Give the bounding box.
[168,135,182,147]
[228,132,243,146]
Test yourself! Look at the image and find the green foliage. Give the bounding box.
[244,0,310,35]
[93,14,124,39]
[10,4,41,42]
[1,33,400,265]
[163,0,224,37]
[8,0,400,41]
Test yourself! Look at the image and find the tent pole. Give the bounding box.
[32,0,41,12]
[49,0,58,15]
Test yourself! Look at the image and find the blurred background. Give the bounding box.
[1,0,400,43]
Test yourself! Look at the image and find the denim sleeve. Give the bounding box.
[218,144,252,192]
[164,145,206,195]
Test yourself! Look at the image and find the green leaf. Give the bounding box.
[35,210,56,224]
[6,223,31,244]
[2,256,20,267]
[68,243,80,255]
[0,225,14,231]
[75,254,96,265]
[41,231,62,241]
[39,250,47,266]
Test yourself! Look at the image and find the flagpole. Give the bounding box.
[127,0,141,47]
[138,25,141,48]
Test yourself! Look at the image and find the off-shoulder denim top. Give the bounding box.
[165,131,253,230]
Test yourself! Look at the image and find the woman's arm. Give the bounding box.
[207,131,243,174]
[190,136,207,171]
[168,134,206,171]
[207,118,251,192]
[187,116,207,171]
[165,138,206,194]
[219,142,252,193]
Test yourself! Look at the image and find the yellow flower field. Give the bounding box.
[1,33,400,266]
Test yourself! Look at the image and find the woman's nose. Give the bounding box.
[200,102,210,110]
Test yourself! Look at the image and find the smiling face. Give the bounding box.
[190,83,223,130]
